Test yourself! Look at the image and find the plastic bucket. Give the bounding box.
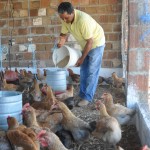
[0,91,22,131]
[52,45,82,68]
[46,69,67,92]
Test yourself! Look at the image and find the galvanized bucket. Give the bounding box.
[46,68,67,92]
[0,91,22,131]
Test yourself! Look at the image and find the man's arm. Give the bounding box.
[57,33,68,48]
[75,38,93,67]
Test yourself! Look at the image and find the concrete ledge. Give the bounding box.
[136,103,150,146]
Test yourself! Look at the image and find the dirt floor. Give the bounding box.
[71,84,141,150]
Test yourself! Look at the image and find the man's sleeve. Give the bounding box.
[61,21,69,34]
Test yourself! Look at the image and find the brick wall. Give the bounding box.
[127,0,150,108]
[0,0,122,68]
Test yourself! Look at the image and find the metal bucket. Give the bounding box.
[0,91,22,131]
[46,69,67,92]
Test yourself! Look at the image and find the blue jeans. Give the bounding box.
[79,45,105,102]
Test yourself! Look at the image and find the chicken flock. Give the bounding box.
[0,68,147,150]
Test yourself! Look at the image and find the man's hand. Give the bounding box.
[57,36,66,48]
[75,57,84,67]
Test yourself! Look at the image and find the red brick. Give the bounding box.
[30,9,38,17]
[18,28,28,35]
[107,51,118,59]
[129,2,139,25]
[13,2,22,9]
[99,0,119,5]
[0,2,5,10]
[33,36,43,43]
[105,42,112,50]
[128,74,149,91]
[36,44,47,51]
[103,52,107,59]
[15,37,26,44]
[0,20,6,27]
[101,24,113,32]
[80,0,90,5]
[128,51,136,72]
[129,26,141,48]
[9,20,21,27]
[1,37,9,44]
[36,51,50,60]
[50,0,59,7]
[144,51,150,71]
[113,24,121,32]
[41,0,50,8]
[72,0,80,6]
[31,1,40,9]
[2,29,9,36]
[90,0,99,4]
[85,7,97,14]
[30,27,45,35]
[108,33,120,41]
[99,15,118,23]
[0,12,9,18]
[23,52,32,60]
[43,36,52,43]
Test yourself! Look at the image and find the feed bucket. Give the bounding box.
[46,69,67,92]
[52,45,82,68]
[0,91,22,131]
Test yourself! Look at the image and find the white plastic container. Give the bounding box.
[52,45,82,68]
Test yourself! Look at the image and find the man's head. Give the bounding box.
[57,2,74,23]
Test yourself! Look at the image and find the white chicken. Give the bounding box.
[92,100,122,149]
[101,92,136,125]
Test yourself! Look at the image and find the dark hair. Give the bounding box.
[57,2,74,14]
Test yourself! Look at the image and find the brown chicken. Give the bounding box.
[67,68,80,84]
[37,130,68,150]
[112,72,125,88]
[92,101,122,149]
[101,92,135,125]
[30,79,42,102]
[55,84,74,100]
[51,100,92,144]
[31,85,56,110]
[37,69,46,81]
[7,116,39,150]
[4,69,19,82]
[2,79,19,90]
[22,103,62,133]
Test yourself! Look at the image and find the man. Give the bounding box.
[57,2,105,106]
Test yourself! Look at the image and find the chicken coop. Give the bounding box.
[0,0,150,149]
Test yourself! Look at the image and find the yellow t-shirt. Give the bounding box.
[61,9,105,50]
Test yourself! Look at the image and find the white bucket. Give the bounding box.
[52,45,82,68]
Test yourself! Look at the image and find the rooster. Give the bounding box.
[51,100,92,144]
[101,92,135,125]
[92,101,122,150]
[37,130,68,150]
[7,116,39,150]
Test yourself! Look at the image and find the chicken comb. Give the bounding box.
[141,145,148,150]
[37,130,46,139]
[7,116,11,119]
[22,103,30,112]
